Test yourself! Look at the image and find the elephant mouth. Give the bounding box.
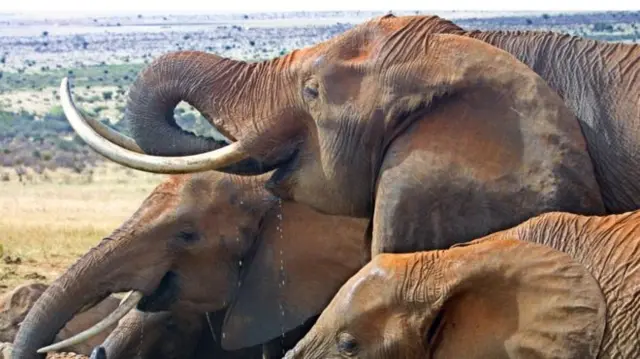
[136,271,180,312]
[265,148,300,199]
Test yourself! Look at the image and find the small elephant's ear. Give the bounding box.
[220,201,367,350]
[5,283,48,317]
[423,237,606,359]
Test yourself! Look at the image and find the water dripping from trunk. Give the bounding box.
[237,236,243,289]
[275,198,287,355]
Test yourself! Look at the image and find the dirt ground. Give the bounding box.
[0,163,164,295]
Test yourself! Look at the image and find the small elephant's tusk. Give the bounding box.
[1,342,13,358]
[118,290,135,306]
[37,291,144,354]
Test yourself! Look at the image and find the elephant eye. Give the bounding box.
[303,78,320,100]
[337,333,359,356]
[303,85,319,99]
[176,229,199,243]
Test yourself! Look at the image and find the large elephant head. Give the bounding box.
[11,171,367,359]
[59,14,598,220]
[284,236,607,359]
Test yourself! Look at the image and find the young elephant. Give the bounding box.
[13,171,367,359]
[88,307,317,359]
[1,283,121,357]
[285,210,640,358]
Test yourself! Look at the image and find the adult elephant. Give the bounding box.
[455,16,640,214]
[285,209,640,359]
[11,171,367,359]
[59,15,607,258]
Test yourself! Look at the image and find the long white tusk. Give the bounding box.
[60,77,249,174]
[37,291,144,354]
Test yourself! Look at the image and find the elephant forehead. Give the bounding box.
[341,265,390,308]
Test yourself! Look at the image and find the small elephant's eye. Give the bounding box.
[337,333,359,356]
[176,230,199,243]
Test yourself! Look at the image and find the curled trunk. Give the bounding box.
[124,51,234,157]
[62,51,283,175]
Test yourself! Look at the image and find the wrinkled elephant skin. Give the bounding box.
[286,210,640,358]
[12,172,366,359]
[59,15,621,264]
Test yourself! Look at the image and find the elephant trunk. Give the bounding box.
[11,239,159,359]
[61,51,282,175]
[11,275,103,359]
[124,51,233,157]
[92,310,171,359]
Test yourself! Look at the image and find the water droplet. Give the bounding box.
[275,197,288,340]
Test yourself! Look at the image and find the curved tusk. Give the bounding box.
[60,77,249,174]
[81,113,144,153]
[37,291,144,354]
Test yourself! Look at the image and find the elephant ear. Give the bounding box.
[220,201,367,350]
[0,283,48,342]
[424,237,606,359]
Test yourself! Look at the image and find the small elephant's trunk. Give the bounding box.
[97,310,172,359]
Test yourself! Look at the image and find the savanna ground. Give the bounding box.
[0,163,163,295]
[0,6,638,329]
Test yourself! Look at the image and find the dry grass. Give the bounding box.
[0,163,165,294]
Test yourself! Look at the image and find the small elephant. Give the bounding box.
[88,307,317,359]
[285,210,640,358]
[13,171,367,358]
[1,283,121,357]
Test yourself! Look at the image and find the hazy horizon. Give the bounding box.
[1,0,635,17]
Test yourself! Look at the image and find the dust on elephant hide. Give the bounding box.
[285,209,640,359]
